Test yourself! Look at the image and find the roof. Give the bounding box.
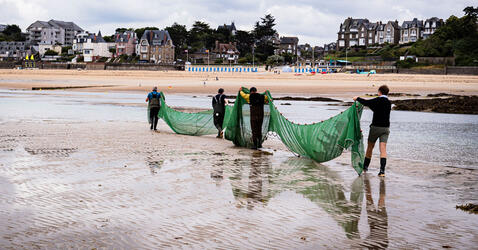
[401,18,423,29]
[425,17,443,24]
[0,24,6,32]
[115,30,137,43]
[141,30,173,46]
[49,20,83,31]
[340,18,370,31]
[27,20,83,31]
[367,22,380,31]
[387,21,401,29]
[280,36,299,44]
[217,22,236,32]
[85,31,106,43]
[213,42,239,53]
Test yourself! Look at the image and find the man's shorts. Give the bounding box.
[368,125,390,143]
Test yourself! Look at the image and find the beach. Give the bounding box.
[1,69,478,97]
[1,70,478,248]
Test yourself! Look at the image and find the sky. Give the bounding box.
[0,0,475,45]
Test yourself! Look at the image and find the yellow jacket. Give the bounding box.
[240,91,269,104]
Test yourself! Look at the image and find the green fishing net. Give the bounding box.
[157,88,365,175]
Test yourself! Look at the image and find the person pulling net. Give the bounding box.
[157,88,365,175]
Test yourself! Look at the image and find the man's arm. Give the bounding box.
[145,93,150,102]
[239,90,250,103]
[354,97,379,109]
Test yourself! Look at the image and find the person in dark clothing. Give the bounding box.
[212,88,229,138]
[353,85,391,177]
[239,87,269,150]
[146,86,161,131]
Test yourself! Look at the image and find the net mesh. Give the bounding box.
[157,88,365,175]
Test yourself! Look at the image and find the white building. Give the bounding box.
[73,31,114,62]
[26,20,83,46]
[38,44,62,57]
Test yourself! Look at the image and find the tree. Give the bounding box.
[188,21,213,51]
[166,23,188,59]
[407,7,478,65]
[44,49,58,56]
[115,28,130,33]
[266,55,284,66]
[103,35,114,42]
[235,30,254,57]
[135,27,159,40]
[0,24,25,41]
[252,14,278,62]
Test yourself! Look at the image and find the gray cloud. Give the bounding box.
[0,0,475,45]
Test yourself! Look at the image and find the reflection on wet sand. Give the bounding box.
[361,174,388,249]
[147,157,163,175]
[282,158,364,239]
[229,151,273,209]
[228,151,365,239]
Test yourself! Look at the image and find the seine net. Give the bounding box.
[157,88,364,175]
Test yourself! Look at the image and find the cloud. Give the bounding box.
[0,0,475,45]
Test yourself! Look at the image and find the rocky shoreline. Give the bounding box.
[392,95,478,114]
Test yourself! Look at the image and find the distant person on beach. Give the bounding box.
[239,87,269,149]
[353,85,391,177]
[212,88,228,138]
[146,86,161,131]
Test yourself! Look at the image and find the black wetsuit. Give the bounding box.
[212,94,226,136]
[250,93,265,148]
[149,92,161,130]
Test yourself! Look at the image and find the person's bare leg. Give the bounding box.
[379,142,387,176]
[363,141,375,172]
[366,141,375,158]
[379,142,387,158]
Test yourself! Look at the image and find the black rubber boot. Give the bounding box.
[363,157,371,172]
[378,158,386,177]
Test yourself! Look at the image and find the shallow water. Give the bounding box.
[1,89,477,169]
[1,89,477,248]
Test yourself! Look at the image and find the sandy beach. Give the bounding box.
[1,69,478,248]
[1,69,478,97]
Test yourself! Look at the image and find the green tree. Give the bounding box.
[44,49,58,56]
[235,30,254,57]
[0,24,25,41]
[253,14,278,62]
[407,6,478,65]
[266,55,284,66]
[188,21,213,51]
[166,23,188,59]
[103,35,114,42]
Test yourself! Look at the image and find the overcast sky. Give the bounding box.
[0,0,475,45]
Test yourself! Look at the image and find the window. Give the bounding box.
[341,34,344,38]
[349,34,352,39]
[404,30,408,35]
[369,33,372,38]
[368,39,372,44]
[411,30,416,35]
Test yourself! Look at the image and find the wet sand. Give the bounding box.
[1,70,478,248]
[1,120,477,249]
[1,69,478,98]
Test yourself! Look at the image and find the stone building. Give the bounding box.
[138,30,174,64]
